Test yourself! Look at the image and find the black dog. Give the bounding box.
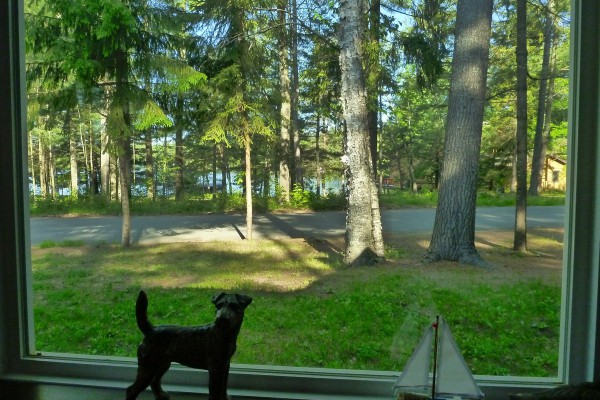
[126,290,252,400]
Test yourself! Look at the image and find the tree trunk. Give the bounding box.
[89,124,100,195]
[118,145,131,247]
[115,49,132,247]
[78,108,90,194]
[100,115,111,199]
[38,133,47,197]
[244,132,253,240]
[538,49,557,191]
[278,0,292,203]
[144,129,155,200]
[175,96,184,201]
[316,112,321,197]
[84,117,97,195]
[426,0,493,266]
[540,70,556,185]
[110,156,119,200]
[528,0,554,196]
[49,146,56,198]
[220,143,228,196]
[29,134,36,200]
[212,143,218,200]
[514,0,528,252]
[290,0,302,188]
[367,0,380,179]
[67,110,78,198]
[339,0,384,266]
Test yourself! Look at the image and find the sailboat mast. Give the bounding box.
[431,316,440,400]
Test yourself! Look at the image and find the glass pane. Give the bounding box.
[25,0,569,379]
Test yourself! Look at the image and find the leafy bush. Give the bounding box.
[290,184,315,208]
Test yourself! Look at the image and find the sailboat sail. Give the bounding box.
[393,323,434,396]
[436,320,484,399]
[393,317,484,400]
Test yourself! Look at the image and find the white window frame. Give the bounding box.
[0,1,598,398]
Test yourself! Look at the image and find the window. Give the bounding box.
[1,1,599,399]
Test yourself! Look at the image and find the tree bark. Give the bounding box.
[367,0,380,180]
[67,110,78,198]
[339,0,384,266]
[29,133,36,200]
[220,143,228,196]
[100,110,111,199]
[529,0,554,196]
[38,132,47,197]
[174,95,184,201]
[316,112,321,197]
[514,0,528,252]
[212,143,218,200]
[89,123,100,195]
[426,0,493,266]
[290,0,302,188]
[48,146,56,198]
[244,132,253,240]
[144,129,155,200]
[278,0,292,203]
[114,48,131,247]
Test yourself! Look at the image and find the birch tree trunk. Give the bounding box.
[426,0,493,266]
[339,0,384,266]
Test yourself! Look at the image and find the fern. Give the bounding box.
[134,99,173,130]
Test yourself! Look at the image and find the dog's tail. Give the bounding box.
[135,290,154,335]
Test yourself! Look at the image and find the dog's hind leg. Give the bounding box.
[150,360,171,400]
[126,367,154,400]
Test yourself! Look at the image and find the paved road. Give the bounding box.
[29,206,565,246]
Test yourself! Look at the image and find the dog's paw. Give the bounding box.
[155,392,170,400]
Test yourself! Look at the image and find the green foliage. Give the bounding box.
[29,190,566,217]
[310,191,346,211]
[24,0,571,218]
[380,188,438,208]
[290,184,315,208]
[38,240,85,249]
[133,97,174,131]
[30,195,121,216]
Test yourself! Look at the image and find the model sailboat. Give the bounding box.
[394,316,484,400]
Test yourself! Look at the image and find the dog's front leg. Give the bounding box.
[208,364,231,400]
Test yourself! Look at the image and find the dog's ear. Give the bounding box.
[211,292,226,305]
[236,294,253,308]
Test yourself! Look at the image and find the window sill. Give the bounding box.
[1,355,560,400]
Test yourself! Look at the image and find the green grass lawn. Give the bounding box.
[32,230,562,377]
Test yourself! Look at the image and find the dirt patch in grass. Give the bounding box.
[311,228,563,294]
